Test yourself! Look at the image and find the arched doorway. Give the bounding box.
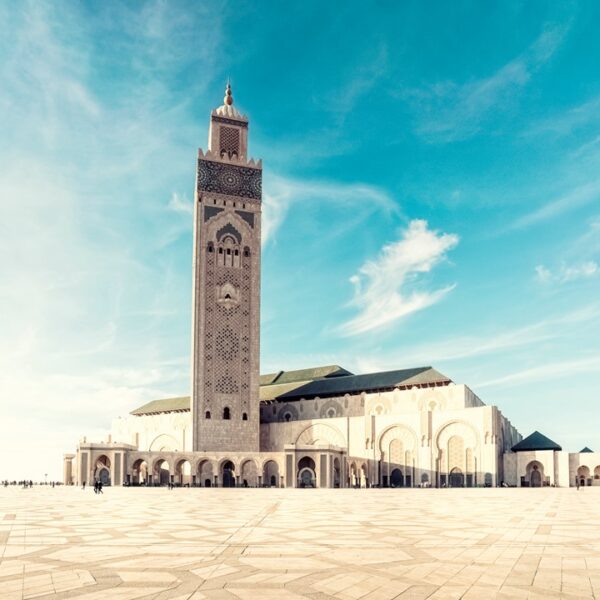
[449,467,464,488]
[94,455,111,486]
[155,460,170,486]
[333,458,341,488]
[176,460,191,486]
[349,462,357,487]
[241,460,258,487]
[263,460,279,487]
[197,460,213,487]
[132,459,148,485]
[390,468,404,488]
[360,463,368,488]
[297,457,316,488]
[526,461,544,487]
[577,465,590,487]
[222,460,236,487]
[98,467,110,485]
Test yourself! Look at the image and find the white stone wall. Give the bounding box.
[94,380,521,488]
[111,413,192,452]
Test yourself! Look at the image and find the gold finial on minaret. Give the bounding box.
[224,80,233,106]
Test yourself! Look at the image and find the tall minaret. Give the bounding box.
[191,83,262,452]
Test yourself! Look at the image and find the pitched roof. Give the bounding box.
[131,365,354,415]
[276,367,451,401]
[580,447,594,453]
[261,365,352,386]
[260,380,313,402]
[511,431,562,452]
[130,396,190,416]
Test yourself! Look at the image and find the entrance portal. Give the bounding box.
[297,457,316,488]
[449,468,464,487]
[390,468,404,488]
[222,461,236,487]
[98,468,110,486]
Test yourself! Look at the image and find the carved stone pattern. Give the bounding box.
[278,403,299,422]
[203,225,252,411]
[198,159,262,199]
[319,399,343,419]
[212,115,248,128]
[204,206,224,222]
[217,223,241,244]
[235,210,254,229]
[219,126,240,155]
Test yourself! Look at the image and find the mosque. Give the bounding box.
[63,85,599,489]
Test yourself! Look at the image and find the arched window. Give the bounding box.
[205,411,211,419]
[207,243,214,253]
[242,412,248,421]
[223,407,231,420]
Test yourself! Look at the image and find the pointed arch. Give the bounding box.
[296,423,345,447]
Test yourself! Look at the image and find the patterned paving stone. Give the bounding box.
[1,487,600,599]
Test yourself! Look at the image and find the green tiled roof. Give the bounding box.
[580,447,594,453]
[260,381,312,401]
[131,366,453,414]
[131,365,353,415]
[277,367,451,401]
[130,396,191,416]
[511,431,562,452]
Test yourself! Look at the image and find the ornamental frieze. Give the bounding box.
[197,159,262,200]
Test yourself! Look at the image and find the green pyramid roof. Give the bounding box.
[580,447,594,453]
[511,431,562,452]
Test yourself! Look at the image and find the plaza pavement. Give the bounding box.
[1,487,599,600]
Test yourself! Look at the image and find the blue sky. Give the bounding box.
[1,1,599,480]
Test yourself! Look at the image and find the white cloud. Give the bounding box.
[262,174,397,245]
[168,192,193,214]
[529,94,600,138]
[0,2,224,482]
[404,24,568,142]
[475,355,600,389]
[350,303,600,372]
[512,180,600,229]
[339,219,459,336]
[535,261,598,284]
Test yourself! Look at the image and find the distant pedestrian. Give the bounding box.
[576,477,580,491]
[98,481,103,494]
[82,481,86,490]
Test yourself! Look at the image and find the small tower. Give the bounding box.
[191,83,262,452]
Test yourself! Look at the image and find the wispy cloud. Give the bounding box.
[168,192,193,215]
[403,24,568,142]
[535,261,598,284]
[0,1,224,480]
[528,94,600,138]
[262,174,397,245]
[339,220,459,336]
[350,303,600,373]
[511,180,600,230]
[475,355,600,389]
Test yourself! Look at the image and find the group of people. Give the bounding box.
[80,480,104,493]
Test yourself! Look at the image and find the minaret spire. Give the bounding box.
[224,79,233,106]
